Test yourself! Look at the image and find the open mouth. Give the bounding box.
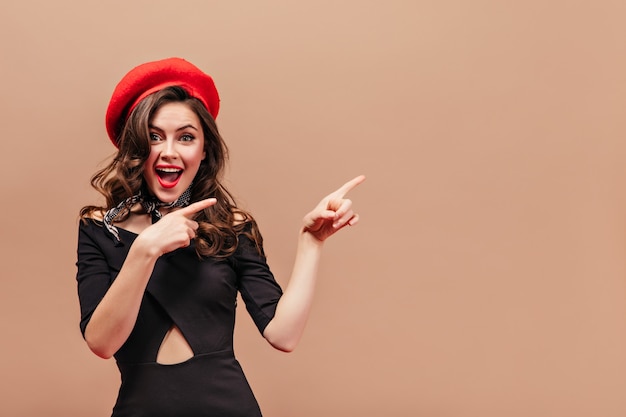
[156,166,183,188]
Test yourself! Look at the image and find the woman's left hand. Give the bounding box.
[302,175,365,242]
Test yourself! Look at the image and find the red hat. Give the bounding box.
[105,57,220,147]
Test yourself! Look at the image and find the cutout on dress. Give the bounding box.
[156,325,194,365]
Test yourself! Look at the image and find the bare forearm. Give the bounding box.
[84,241,159,358]
[263,230,324,352]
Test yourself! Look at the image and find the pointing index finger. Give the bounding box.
[334,175,366,197]
[178,198,217,217]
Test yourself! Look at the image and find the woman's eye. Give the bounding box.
[149,133,161,141]
[180,134,194,142]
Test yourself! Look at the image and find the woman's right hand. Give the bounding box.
[135,198,217,257]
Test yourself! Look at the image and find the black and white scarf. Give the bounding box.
[103,186,193,244]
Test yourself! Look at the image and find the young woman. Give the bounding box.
[76,57,364,417]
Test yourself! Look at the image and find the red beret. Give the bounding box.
[105,57,220,147]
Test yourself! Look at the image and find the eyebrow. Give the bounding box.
[148,124,199,132]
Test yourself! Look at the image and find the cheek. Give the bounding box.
[142,152,157,176]
[145,148,160,163]
[185,148,205,166]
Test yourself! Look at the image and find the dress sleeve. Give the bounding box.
[232,224,283,335]
[75,219,114,337]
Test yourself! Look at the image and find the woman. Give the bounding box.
[76,57,364,417]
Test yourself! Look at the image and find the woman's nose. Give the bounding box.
[161,139,178,159]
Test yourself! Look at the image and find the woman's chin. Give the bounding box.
[147,186,186,203]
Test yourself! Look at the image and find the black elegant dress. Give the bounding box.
[76,219,283,417]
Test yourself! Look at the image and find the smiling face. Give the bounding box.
[143,102,206,202]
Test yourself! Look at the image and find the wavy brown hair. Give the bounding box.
[80,86,262,258]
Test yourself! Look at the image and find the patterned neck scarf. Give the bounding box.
[103,185,193,245]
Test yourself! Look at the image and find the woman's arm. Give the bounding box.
[262,175,365,352]
[83,198,216,358]
[83,240,159,359]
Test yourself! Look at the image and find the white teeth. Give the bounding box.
[157,167,182,173]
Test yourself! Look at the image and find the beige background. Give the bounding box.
[1,1,626,416]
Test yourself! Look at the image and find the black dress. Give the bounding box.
[76,219,283,417]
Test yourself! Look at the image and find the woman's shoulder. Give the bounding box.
[229,210,264,256]
[78,214,104,233]
[77,209,107,237]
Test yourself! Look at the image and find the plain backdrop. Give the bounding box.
[1,1,626,416]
